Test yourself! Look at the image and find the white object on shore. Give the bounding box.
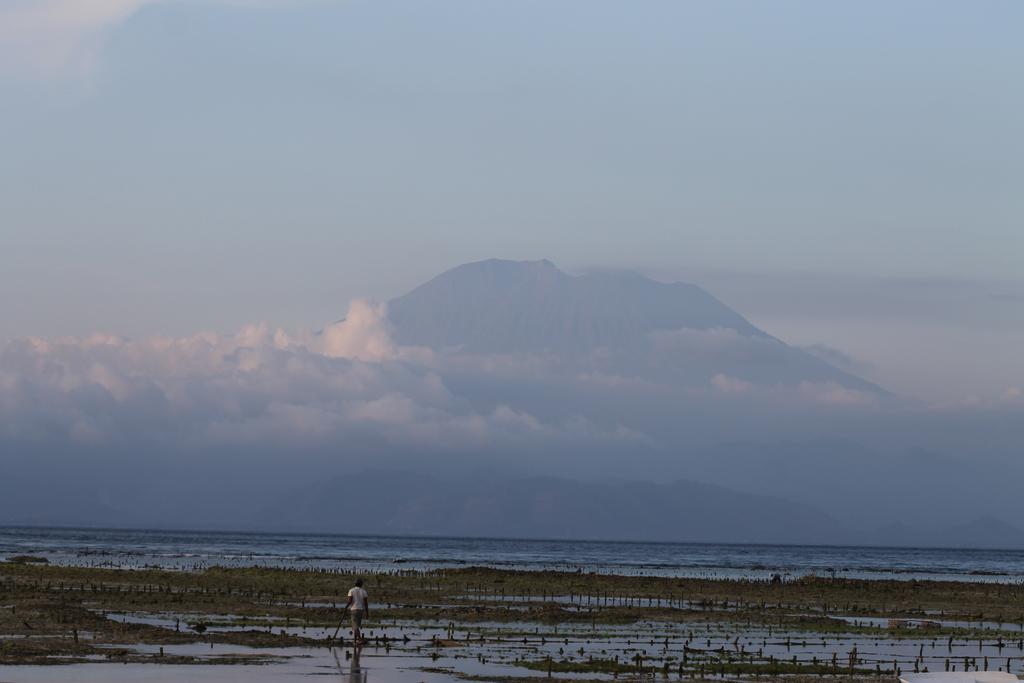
[900,673,1019,683]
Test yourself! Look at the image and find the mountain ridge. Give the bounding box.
[388,258,883,393]
[255,470,850,545]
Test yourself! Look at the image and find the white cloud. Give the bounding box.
[575,371,661,392]
[441,351,559,380]
[800,343,869,374]
[797,381,876,407]
[925,386,1024,413]
[0,0,154,77]
[315,300,397,362]
[708,373,877,408]
[0,303,898,454]
[648,327,791,366]
[0,0,299,78]
[0,299,625,452]
[710,373,754,395]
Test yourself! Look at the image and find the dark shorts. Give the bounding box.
[350,609,364,629]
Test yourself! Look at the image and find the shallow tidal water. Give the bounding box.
[0,654,440,683]
[7,618,1024,683]
[6,526,1024,681]
[4,526,1024,582]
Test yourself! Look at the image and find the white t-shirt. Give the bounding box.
[348,586,368,611]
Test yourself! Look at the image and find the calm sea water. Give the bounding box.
[2,526,1022,583]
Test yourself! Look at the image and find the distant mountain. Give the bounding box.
[870,516,1024,550]
[255,471,849,545]
[949,516,1024,548]
[388,259,882,391]
[389,259,762,352]
[683,441,1024,537]
[0,477,124,528]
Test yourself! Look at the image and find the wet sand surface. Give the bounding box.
[0,649,459,683]
[4,559,1024,681]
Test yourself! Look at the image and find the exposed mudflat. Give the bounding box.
[3,561,1024,681]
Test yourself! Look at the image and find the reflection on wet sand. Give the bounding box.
[333,645,367,683]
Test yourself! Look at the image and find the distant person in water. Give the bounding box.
[346,578,370,642]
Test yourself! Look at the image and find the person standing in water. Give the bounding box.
[345,578,370,642]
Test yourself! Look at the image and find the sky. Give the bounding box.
[1,0,1022,404]
[1,2,1023,539]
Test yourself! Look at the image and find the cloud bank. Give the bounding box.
[2,299,1024,533]
[5,301,1015,456]
[0,301,642,454]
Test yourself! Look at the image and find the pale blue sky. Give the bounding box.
[1,0,1022,398]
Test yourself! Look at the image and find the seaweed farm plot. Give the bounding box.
[400,620,1024,678]
[4,562,1024,681]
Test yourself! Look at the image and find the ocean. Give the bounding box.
[2,525,1022,583]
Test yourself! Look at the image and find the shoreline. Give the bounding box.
[4,526,1023,585]
[5,522,1024,554]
